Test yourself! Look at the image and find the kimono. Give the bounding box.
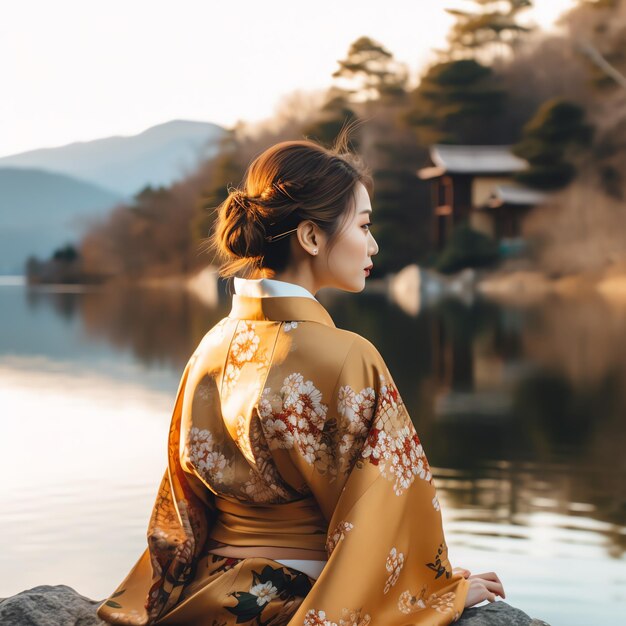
[97,277,470,626]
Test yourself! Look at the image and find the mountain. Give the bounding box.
[0,119,226,197]
[0,119,227,274]
[0,168,123,274]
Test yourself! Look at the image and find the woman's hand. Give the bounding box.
[454,569,506,608]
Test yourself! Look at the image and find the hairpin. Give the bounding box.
[265,227,299,242]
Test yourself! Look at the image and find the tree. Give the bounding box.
[445,0,534,62]
[363,126,433,274]
[52,243,79,263]
[405,59,506,144]
[193,129,245,250]
[302,88,360,149]
[331,36,409,104]
[304,35,409,148]
[512,98,594,189]
[330,36,434,272]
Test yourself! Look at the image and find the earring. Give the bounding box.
[312,248,318,255]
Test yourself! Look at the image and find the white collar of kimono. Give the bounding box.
[233,276,317,301]
[229,278,335,327]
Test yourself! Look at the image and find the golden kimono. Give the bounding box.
[97,284,470,626]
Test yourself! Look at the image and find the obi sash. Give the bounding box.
[208,495,328,554]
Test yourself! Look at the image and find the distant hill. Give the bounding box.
[0,119,226,274]
[0,168,124,274]
[0,119,225,197]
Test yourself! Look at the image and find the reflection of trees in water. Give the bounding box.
[434,459,626,558]
[521,297,626,389]
[335,292,625,557]
[27,283,231,370]
[515,296,626,552]
[25,287,84,321]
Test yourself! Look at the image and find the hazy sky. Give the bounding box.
[1,0,575,158]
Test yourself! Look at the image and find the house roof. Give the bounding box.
[487,184,548,208]
[417,144,527,179]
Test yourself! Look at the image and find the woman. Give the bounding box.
[97,131,510,626]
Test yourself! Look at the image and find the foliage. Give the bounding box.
[512,98,594,189]
[405,59,506,144]
[25,244,90,285]
[331,36,409,103]
[435,223,500,274]
[445,0,533,60]
[302,89,360,149]
[369,141,432,273]
[52,243,79,263]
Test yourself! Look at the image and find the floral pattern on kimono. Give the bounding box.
[223,320,270,397]
[336,382,375,474]
[325,520,354,557]
[226,562,313,624]
[304,608,372,626]
[358,373,433,497]
[238,413,294,503]
[384,547,405,594]
[258,373,334,476]
[144,360,216,623]
[398,589,460,620]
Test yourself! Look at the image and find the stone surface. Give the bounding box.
[0,585,105,625]
[0,586,550,625]
[456,600,551,625]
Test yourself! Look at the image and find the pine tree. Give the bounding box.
[405,59,506,145]
[512,98,594,189]
[305,36,408,148]
[445,0,533,61]
[331,36,409,104]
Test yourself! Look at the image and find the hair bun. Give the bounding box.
[222,188,266,260]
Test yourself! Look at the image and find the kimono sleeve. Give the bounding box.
[288,337,470,626]
[97,356,217,626]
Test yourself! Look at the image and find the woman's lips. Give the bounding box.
[364,265,373,277]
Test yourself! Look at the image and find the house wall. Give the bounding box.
[472,176,514,207]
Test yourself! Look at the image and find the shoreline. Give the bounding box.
[12,262,626,309]
[476,262,626,307]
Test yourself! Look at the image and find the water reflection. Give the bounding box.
[0,279,624,624]
[338,292,625,560]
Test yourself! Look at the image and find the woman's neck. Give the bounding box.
[260,266,319,296]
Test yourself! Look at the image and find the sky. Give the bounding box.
[1,0,576,158]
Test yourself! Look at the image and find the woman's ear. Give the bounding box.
[296,220,322,256]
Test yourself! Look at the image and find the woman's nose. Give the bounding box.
[369,234,379,256]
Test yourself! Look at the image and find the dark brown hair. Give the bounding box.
[205,124,373,279]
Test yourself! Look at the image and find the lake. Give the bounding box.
[0,276,624,625]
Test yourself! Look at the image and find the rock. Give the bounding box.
[0,586,550,626]
[0,585,105,626]
[456,600,551,625]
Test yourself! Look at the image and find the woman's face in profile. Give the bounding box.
[322,181,379,293]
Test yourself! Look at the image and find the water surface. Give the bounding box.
[1,277,624,625]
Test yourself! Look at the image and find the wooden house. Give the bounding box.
[417,145,546,250]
